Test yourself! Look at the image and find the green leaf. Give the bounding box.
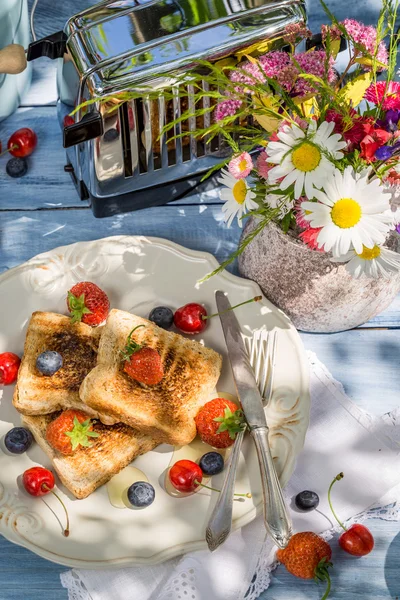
[339,71,373,107]
[64,416,100,452]
[120,325,145,361]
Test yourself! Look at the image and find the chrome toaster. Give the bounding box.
[28,0,306,217]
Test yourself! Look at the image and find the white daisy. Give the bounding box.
[302,167,393,256]
[265,120,346,199]
[218,169,257,228]
[265,193,295,218]
[332,245,400,279]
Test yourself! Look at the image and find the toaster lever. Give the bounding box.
[63,112,104,148]
[27,31,68,61]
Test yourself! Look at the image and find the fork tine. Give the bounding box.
[260,332,269,398]
[264,330,278,403]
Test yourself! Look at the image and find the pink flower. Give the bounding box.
[321,24,341,42]
[258,52,291,78]
[294,199,311,230]
[230,61,267,93]
[256,151,274,179]
[341,19,388,71]
[283,22,312,45]
[228,152,253,179]
[214,98,242,122]
[299,227,324,251]
[325,109,372,145]
[364,81,400,110]
[292,51,336,97]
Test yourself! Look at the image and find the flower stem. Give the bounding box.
[327,472,347,532]
[43,484,70,537]
[203,296,262,320]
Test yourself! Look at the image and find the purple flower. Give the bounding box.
[385,109,400,132]
[375,145,395,161]
[396,223,400,234]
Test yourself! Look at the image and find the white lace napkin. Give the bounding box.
[61,352,400,600]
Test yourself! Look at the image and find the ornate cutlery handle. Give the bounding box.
[250,425,292,549]
[205,427,245,552]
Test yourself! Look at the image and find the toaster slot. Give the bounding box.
[119,102,133,177]
[142,95,155,172]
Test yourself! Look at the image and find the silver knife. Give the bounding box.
[214,290,292,549]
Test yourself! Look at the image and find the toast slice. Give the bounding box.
[13,312,115,422]
[80,309,222,446]
[22,413,159,499]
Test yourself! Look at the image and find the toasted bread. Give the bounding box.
[80,309,222,446]
[22,413,159,499]
[13,312,115,422]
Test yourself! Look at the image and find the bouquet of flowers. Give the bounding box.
[163,0,400,280]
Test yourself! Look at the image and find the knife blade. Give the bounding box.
[215,290,292,548]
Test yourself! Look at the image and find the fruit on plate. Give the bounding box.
[0,351,21,384]
[63,115,75,128]
[46,409,100,456]
[276,532,332,599]
[295,490,320,512]
[36,350,63,376]
[174,303,208,334]
[169,459,203,493]
[7,127,37,158]
[22,467,70,536]
[6,157,28,178]
[67,281,110,326]
[122,325,164,385]
[127,481,155,507]
[328,472,374,556]
[169,459,251,497]
[199,451,224,476]
[173,296,262,335]
[195,398,244,448]
[149,306,174,330]
[5,427,34,454]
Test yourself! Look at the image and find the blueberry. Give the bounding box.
[127,481,155,507]
[295,490,320,511]
[5,427,33,454]
[103,128,119,143]
[36,351,63,376]
[149,306,174,330]
[6,157,28,178]
[199,452,224,476]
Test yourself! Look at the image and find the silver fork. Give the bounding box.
[205,330,278,552]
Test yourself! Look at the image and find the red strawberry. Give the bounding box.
[124,347,164,385]
[46,409,99,455]
[195,398,244,448]
[277,532,332,598]
[67,281,109,326]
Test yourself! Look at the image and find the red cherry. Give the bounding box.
[174,303,207,334]
[169,459,203,493]
[8,128,37,158]
[22,467,70,536]
[0,352,21,384]
[63,115,75,128]
[22,467,55,497]
[339,524,374,556]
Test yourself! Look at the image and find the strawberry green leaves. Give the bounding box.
[214,405,245,440]
[120,325,145,361]
[67,291,92,324]
[64,416,99,451]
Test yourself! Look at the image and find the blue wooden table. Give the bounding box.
[1,1,400,599]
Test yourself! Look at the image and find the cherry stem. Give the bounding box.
[195,480,251,498]
[203,296,262,321]
[43,484,70,537]
[0,144,17,158]
[327,472,347,532]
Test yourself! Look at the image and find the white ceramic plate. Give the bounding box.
[0,236,310,568]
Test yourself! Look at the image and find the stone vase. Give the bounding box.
[238,218,400,333]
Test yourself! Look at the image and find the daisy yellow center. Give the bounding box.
[356,245,381,260]
[291,143,321,172]
[239,159,248,171]
[331,198,362,228]
[233,180,247,205]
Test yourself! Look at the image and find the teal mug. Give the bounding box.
[0,0,32,121]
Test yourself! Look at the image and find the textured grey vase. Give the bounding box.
[238,218,400,333]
